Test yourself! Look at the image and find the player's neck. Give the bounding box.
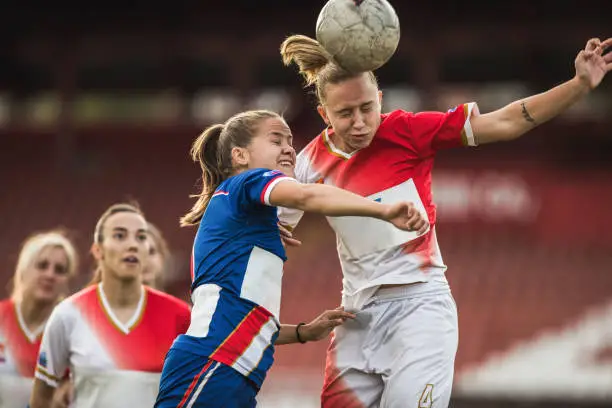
[100,276,143,309]
[18,296,54,330]
[329,132,358,154]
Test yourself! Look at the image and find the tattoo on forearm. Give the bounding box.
[521,102,537,125]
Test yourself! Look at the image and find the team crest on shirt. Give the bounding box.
[263,170,282,177]
[0,342,5,363]
[38,351,48,368]
[447,106,458,113]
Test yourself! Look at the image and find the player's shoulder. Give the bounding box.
[65,284,98,305]
[52,285,98,317]
[297,129,327,159]
[378,108,453,142]
[379,109,415,131]
[0,298,14,326]
[145,287,191,314]
[225,168,287,187]
[42,288,92,327]
[294,129,330,178]
[0,298,14,313]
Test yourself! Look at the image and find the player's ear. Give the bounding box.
[231,146,249,168]
[317,105,330,126]
[378,90,383,105]
[91,243,103,261]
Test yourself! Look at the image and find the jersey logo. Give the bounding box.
[373,197,382,202]
[447,106,458,113]
[38,351,48,368]
[263,170,282,178]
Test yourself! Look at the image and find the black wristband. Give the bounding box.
[296,322,307,344]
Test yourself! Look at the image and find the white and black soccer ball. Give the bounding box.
[316,0,400,73]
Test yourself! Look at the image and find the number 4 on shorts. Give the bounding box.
[418,384,434,408]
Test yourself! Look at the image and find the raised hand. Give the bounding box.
[575,37,612,90]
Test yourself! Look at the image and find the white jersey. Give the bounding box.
[279,105,478,310]
[0,299,42,408]
[35,284,190,408]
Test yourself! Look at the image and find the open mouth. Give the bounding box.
[278,160,294,167]
[122,255,140,264]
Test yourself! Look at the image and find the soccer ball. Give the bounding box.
[316,0,400,73]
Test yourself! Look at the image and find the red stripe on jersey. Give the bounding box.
[72,286,190,371]
[259,175,283,203]
[177,359,214,408]
[0,299,41,377]
[209,305,272,366]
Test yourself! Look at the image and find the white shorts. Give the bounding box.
[322,282,459,408]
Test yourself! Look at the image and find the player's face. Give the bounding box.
[95,212,149,283]
[318,73,382,153]
[142,239,163,289]
[22,246,70,304]
[246,117,296,177]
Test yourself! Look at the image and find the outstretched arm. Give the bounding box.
[472,37,611,144]
[269,180,428,234]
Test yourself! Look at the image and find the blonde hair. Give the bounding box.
[11,230,78,302]
[89,203,145,285]
[181,110,282,226]
[280,34,378,104]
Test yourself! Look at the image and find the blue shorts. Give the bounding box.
[155,348,258,408]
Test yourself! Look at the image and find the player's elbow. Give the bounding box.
[288,185,315,211]
[474,114,526,144]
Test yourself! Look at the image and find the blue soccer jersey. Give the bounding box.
[171,168,295,388]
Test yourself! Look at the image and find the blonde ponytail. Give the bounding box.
[280,34,333,86]
[280,34,377,104]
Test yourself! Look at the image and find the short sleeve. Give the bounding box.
[399,102,479,157]
[241,169,297,207]
[277,152,309,230]
[35,303,71,388]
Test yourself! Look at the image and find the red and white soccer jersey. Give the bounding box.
[35,284,191,408]
[279,103,479,311]
[0,299,44,408]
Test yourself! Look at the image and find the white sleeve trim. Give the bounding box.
[463,102,480,147]
[263,176,298,206]
[35,366,60,388]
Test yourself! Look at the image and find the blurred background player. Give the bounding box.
[142,222,171,291]
[49,220,175,407]
[50,220,177,408]
[279,35,612,408]
[0,231,78,408]
[29,203,191,408]
[154,109,427,407]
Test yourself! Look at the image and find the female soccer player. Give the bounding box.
[0,231,77,408]
[279,35,611,408]
[142,222,170,291]
[29,203,192,408]
[153,109,428,407]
